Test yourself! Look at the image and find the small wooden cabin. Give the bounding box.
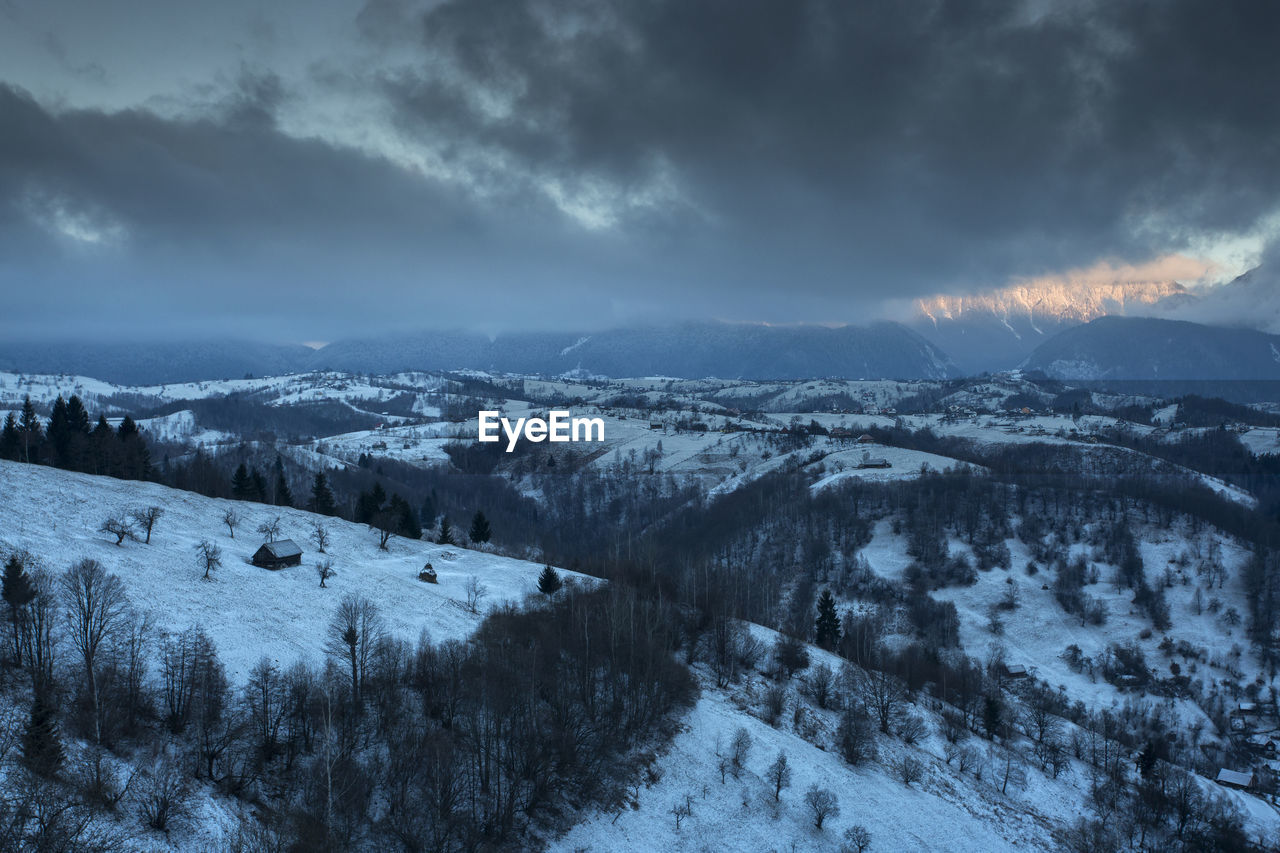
[252,539,303,569]
[1215,768,1254,791]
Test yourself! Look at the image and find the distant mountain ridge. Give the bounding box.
[0,322,959,384]
[315,321,958,380]
[1020,316,1280,380]
[909,279,1188,373]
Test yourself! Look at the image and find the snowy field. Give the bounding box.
[0,460,585,682]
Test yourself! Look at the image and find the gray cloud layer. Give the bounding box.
[2,0,1278,341]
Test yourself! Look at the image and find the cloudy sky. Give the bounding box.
[2,0,1278,343]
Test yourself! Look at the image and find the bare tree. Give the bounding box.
[894,755,924,787]
[311,522,331,554]
[730,727,752,778]
[842,824,873,853]
[372,510,396,551]
[316,559,335,589]
[60,559,129,743]
[256,516,283,542]
[766,751,791,802]
[860,668,906,734]
[137,749,191,832]
[21,570,58,698]
[195,540,222,581]
[806,663,835,709]
[464,576,488,615]
[100,516,135,546]
[222,509,240,539]
[804,784,840,829]
[326,594,384,705]
[129,506,164,544]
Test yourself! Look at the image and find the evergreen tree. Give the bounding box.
[815,589,841,649]
[22,694,64,776]
[393,495,421,540]
[46,396,70,465]
[356,483,387,525]
[250,468,268,502]
[89,414,113,474]
[310,472,337,516]
[115,415,151,480]
[420,492,437,531]
[64,395,91,471]
[437,517,456,546]
[231,463,253,499]
[2,554,34,666]
[273,456,293,507]
[0,413,18,461]
[537,565,563,597]
[18,396,41,464]
[469,511,492,545]
[66,394,91,434]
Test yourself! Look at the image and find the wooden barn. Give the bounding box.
[252,539,303,569]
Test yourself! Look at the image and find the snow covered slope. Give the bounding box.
[0,460,584,681]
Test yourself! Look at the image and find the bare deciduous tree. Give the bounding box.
[860,668,906,734]
[464,576,488,615]
[60,559,129,743]
[129,506,164,544]
[326,594,384,705]
[842,824,872,853]
[730,727,752,778]
[804,784,840,829]
[311,522,330,554]
[222,509,240,539]
[100,516,135,546]
[195,540,222,581]
[316,559,335,589]
[256,516,283,543]
[766,751,791,802]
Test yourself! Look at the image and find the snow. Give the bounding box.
[0,460,587,683]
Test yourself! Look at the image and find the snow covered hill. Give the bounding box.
[0,460,584,682]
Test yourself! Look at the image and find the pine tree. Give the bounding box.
[392,494,421,540]
[815,589,841,650]
[90,414,113,474]
[231,463,253,499]
[66,395,91,434]
[0,413,18,461]
[537,565,563,597]
[250,468,268,502]
[47,396,70,465]
[437,517,456,546]
[22,694,64,776]
[310,472,337,516]
[273,457,293,507]
[18,396,41,464]
[469,511,492,545]
[2,554,34,666]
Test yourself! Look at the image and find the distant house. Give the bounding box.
[856,433,876,444]
[855,451,891,469]
[1234,702,1262,717]
[649,422,664,431]
[252,539,303,570]
[1247,734,1277,755]
[1215,768,1254,790]
[1001,663,1029,679]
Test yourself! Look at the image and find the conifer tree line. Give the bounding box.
[0,395,150,480]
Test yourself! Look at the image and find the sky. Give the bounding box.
[1,0,1278,343]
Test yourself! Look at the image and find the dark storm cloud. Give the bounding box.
[369,0,1280,296]
[2,0,1279,341]
[0,77,631,340]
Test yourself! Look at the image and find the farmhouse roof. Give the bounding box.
[259,539,302,559]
